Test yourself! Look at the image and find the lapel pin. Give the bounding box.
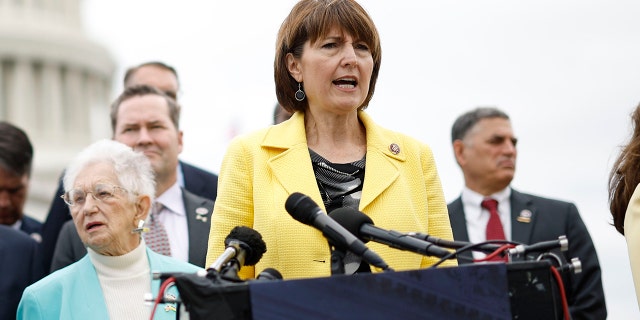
[163,292,178,312]
[164,293,177,302]
[389,143,400,155]
[516,209,532,223]
[30,232,42,243]
[195,207,209,222]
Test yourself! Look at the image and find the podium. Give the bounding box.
[174,261,562,320]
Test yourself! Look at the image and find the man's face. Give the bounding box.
[455,117,517,194]
[126,65,179,100]
[0,167,29,225]
[113,94,183,184]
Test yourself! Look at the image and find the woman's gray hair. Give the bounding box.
[63,139,156,202]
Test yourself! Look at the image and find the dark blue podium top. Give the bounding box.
[250,263,511,320]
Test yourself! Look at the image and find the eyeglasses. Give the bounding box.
[61,183,131,207]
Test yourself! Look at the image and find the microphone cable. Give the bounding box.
[473,244,516,263]
[429,239,522,268]
[549,266,571,320]
[149,276,177,320]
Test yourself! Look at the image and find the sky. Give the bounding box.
[82,0,640,317]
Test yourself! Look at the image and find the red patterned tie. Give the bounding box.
[144,202,172,256]
[481,198,506,241]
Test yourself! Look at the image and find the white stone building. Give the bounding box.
[0,0,115,220]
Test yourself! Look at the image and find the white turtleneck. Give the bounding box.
[87,241,151,320]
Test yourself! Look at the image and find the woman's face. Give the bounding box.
[69,162,145,256]
[291,26,374,114]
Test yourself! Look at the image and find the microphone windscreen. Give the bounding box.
[257,268,283,280]
[225,226,267,266]
[328,208,374,241]
[285,192,318,225]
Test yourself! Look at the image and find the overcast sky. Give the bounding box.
[82,0,640,316]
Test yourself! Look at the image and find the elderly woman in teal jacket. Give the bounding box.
[18,140,201,319]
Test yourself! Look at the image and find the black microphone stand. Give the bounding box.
[330,246,346,275]
[219,259,245,282]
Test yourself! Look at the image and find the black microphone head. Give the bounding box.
[225,226,267,266]
[328,208,374,242]
[285,192,319,225]
[256,267,283,281]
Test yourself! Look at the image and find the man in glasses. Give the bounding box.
[41,61,219,272]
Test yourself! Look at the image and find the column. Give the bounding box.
[41,63,64,141]
[7,58,36,134]
[63,66,89,145]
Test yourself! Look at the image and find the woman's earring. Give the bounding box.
[295,82,306,102]
[132,219,149,234]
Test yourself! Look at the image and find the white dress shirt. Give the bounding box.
[461,186,512,259]
[154,181,189,262]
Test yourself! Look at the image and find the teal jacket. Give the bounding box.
[17,247,201,319]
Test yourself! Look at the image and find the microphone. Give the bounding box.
[507,235,569,256]
[208,226,267,273]
[285,192,392,271]
[328,208,452,259]
[256,268,283,281]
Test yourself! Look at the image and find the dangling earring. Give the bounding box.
[295,82,306,102]
[132,219,149,234]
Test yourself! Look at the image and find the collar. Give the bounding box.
[87,240,149,278]
[155,181,186,217]
[10,219,22,230]
[263,110,406,162]
[461,186,511,217]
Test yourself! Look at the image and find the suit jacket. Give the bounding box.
[40,160,218,272]
[17,247,201,320]
[206,111,456,280]
[20,215,43,242]
[448,188,607,320]
[0,225,44,320]
[50,188,214,271]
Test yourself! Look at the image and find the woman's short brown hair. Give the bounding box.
[274,0,382,113]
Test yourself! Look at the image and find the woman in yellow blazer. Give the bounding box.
[206,0,456,280]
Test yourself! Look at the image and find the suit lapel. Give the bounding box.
[510,189,535,243]
[183,189,213,267]
[75,257,109,318]
[180,161,204,196]
[264,111,326,209]
[447,197,470,242]
[263,111,403,211]
[357,112,401,210]
[447,197,473,264]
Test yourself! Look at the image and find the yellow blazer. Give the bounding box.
[206,111,456,279]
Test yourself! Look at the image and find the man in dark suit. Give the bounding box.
[447,107,606,319]
[40,61,218,271]
[0,224,44,320]
[0,121,43,242]
[50,85,215,270]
